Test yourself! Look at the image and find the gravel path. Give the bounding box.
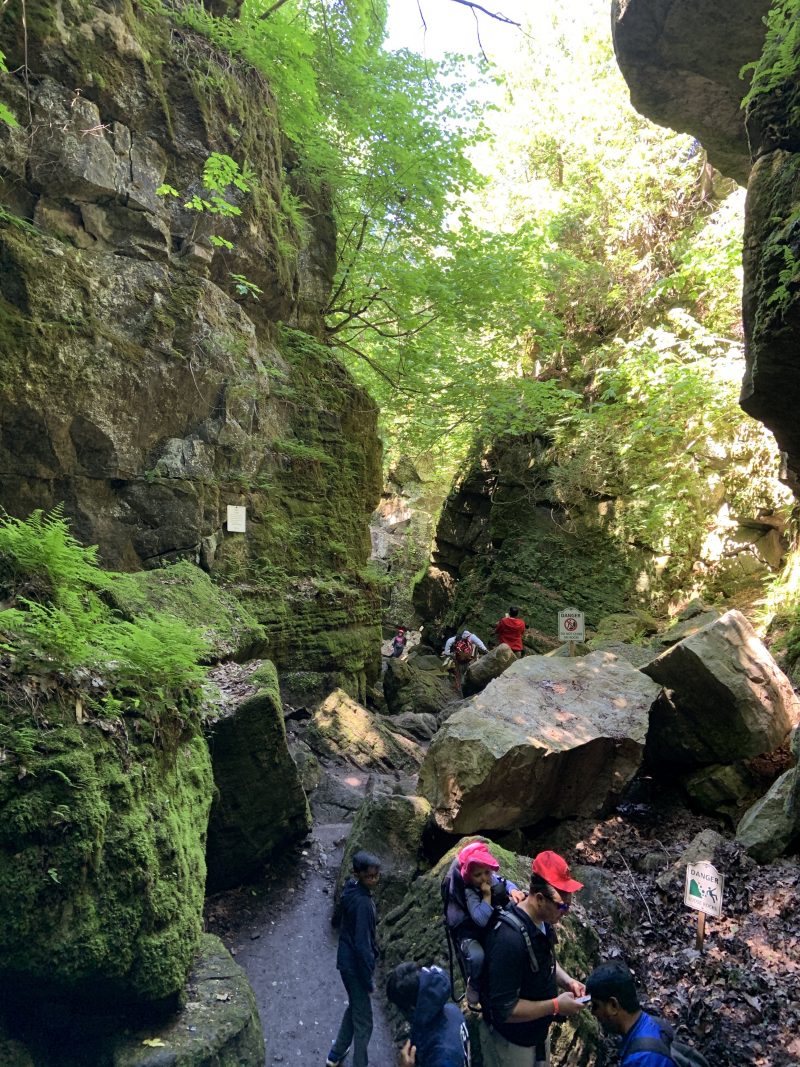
[210,819,397,1067]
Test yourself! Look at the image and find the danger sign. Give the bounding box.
[558,609,585,642]
[684,861,724,919]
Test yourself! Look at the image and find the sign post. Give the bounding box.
[684,861,724,951]
[558,609,585,656]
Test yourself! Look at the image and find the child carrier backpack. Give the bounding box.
[440,859,511,1000]
[453,637,474,664]
[624,1018,710,1067]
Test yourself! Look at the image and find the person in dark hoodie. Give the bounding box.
[387,961,470,1067]
[326,850,381,1067]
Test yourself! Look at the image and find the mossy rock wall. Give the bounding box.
[205,661,311,891]
[0,681,214,1006]
[414,437,644,649]
[0,0,382,691]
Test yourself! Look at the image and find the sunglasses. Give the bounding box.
[543,891,571,913]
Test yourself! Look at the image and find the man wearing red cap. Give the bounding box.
[479,851,587,1066]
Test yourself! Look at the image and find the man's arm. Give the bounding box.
[352,897,376,990]
[469,632,488,653]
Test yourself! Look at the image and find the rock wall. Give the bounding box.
[612,0,800,489]
[0,0,382,694]
[610,0,770,186]
[414,436,647,649]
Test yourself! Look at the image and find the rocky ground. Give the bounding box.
[564,794,800,1067]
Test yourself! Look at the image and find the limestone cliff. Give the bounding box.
[0,0,382,694]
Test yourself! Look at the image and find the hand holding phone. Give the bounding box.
[575,995,591,1004]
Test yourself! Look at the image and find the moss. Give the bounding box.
[107,561,266,662]
[0,688,213,1003]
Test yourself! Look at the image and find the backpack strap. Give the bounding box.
[494,909,539,973]
[624,1036,674,1060]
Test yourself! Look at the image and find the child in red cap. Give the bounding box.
[443,841,526,1010]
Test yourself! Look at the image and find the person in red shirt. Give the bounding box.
[494,606,526,656]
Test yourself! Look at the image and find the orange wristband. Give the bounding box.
[552,998,559,1016]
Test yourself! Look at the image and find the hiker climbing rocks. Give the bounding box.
[442,841,526,1010]
[443,629,487,692]
[326,851,381,1067]
[585,962,709,1067]
[387,962,470,1067]
[494,607,526,657]
[479,851,586,1067]
[392,626,408,658]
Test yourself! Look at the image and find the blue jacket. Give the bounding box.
[336,878,377,991]
[410,967,469,1067]
[620,1011,675,1067]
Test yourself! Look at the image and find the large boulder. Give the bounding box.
[383,651,455,716]
[736,726,800,862]
[0,684,213,1006]
[205,661,311,891]
[611,0,770,185]
[307,688,423,773]
[462,643,517,697]
[643,610,799,768]
[381,838,600,1066]
[336,793,432,916]
[418,652,660,833]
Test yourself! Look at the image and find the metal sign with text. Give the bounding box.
[558,608,585,643]
[684,861,724,919]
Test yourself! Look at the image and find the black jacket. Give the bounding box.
[410,966,470,1067]
[484,904,557,1048]
[336,877,378,990]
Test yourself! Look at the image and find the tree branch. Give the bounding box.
[446,0,520,27]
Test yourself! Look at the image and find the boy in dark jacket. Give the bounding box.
[387,962,470,1067]
[327,851,381,1067]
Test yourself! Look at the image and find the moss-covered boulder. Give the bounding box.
[0,682,213,1005]
[306,688,423,773]
[383,652,455,717]
[336,793,432,917]
[380,837,600,1066]
[107,562,267,662]
[205,661,311,891]
[109,935,264,1067]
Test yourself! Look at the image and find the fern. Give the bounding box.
[741,0,800,109]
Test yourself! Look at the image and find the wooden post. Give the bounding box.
[695,911,706,951]
[568,640,575,658]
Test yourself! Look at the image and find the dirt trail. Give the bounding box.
[206,818,397,1067]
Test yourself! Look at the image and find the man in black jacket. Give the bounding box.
[480,852,587,1066]
[327,850,381,1067]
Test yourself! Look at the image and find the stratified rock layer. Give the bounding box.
[643,610,799,767]
[0,0,382,694]
[307,688,423,774]
[205,661,311,892]
[418,652,659,833]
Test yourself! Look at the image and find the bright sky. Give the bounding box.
[385,0,528,64]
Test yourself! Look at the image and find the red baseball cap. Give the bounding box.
[458,841,500,880]
[532,851,583,893]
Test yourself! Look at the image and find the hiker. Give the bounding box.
[391,626,408,658]
[494,607,526,657]
[442,630,487,692]
[387,962,470,1067]
[443,841,526,1009]
[585,962,709,1066]
[326,851,381,1067]
[479,851,587,1067]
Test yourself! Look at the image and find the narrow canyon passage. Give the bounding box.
[208,809,397,1065]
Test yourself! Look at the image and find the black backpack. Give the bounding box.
[624,1018,710,1067]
